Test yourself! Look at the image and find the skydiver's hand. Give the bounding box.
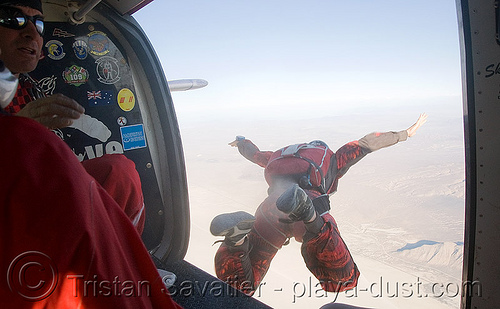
[228,135,245,147]
[406,113,428,137]
[16,94,85,129]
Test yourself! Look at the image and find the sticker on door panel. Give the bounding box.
[88,31,110,56]
[87,90,114,106]
[73,40,89,60]
[63,65,89,87]
[69,114,112,143]
[120,124,147,151]
[45,40,65,60]
[95,56,120,84]
[117,88,135,111]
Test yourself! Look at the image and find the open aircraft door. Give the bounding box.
[34,1,269,307]
[35,0,189,264]
[457,0,500,308]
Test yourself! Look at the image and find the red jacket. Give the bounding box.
[0,114,181,308]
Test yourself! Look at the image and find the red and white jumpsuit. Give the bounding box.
[214,130,409,295]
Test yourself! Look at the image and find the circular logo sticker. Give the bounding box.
[117,88,135,112]
[95,56,120,85]
[73,40,89,60]
[45,40,65,60]
[63,65,89,87]
[117,116,128,126]
[88,31,110,56]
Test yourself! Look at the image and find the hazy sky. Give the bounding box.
[134,0,462,121]
[133,5,465,308]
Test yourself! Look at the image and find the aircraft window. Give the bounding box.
[135,1,465,308]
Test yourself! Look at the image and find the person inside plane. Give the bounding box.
[0,2,180,307]
[210,113,428,295]
[0,87,181,308]
[0,0,146,234]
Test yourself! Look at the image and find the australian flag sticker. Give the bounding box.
[120,124,147,151]
[87,90,113,106]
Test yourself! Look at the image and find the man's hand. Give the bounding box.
[406,113,428,137]
[16,94,85,129]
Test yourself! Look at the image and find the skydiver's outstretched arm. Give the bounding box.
[229,136,273,168]
[357,113,428,152]
[334,113,428,179]
[406,113,428,137]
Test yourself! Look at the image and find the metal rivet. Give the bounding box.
[146,163,152,169]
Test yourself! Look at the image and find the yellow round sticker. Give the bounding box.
[117,88,135,111]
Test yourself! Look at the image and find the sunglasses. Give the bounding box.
[0,5,44,36]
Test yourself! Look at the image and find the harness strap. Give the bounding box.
[268,143,327,194]
[294,153,326,194]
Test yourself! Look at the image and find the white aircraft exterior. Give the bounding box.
[167,79,208,92]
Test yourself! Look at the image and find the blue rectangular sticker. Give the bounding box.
[120,124,147,151]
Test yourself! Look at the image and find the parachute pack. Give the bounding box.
[264,143,334,194]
